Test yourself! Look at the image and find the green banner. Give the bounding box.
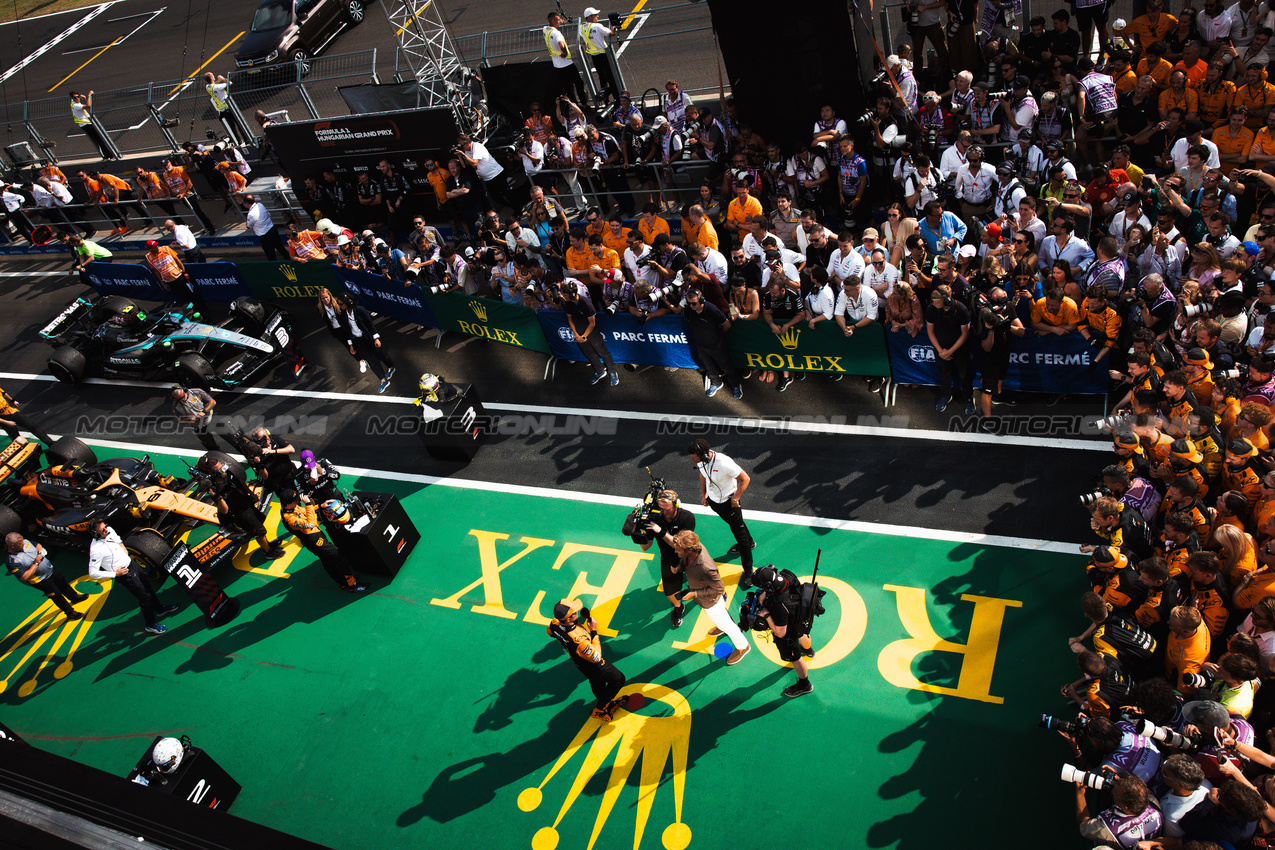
[238,260,340,301]
[422,292,552,354]
[727,319,892,377]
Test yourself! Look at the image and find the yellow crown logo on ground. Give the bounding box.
[777,327,801,350]
[469,301,488,322]
[280,265,298,282]
[517,682,692,850]
[0,576,107,698]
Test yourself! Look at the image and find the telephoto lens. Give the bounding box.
[1060,764,1107,791]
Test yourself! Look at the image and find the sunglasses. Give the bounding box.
[1013,237,1027,244]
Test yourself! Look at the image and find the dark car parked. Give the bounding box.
[233,0,366,75]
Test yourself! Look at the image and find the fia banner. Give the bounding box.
[884,327,1109,394]
[331,267,438,328]
[186,263,254,303]
[84,261,168,302]
[537,311,701,368]
[726,319,892,377]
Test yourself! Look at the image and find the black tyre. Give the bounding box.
[230,296,266,333]
[48,346,86,384]
[290,49,311,77]
[197,450,245,483]
[124,529,173,578]
[0,504,21,537]
[344,0,364,23]
[174,352,215,391]
[45,436,97,468]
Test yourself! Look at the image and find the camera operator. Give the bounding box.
[207,460,284,559]
[1075,773,1164,848]
[453,134,511,212]
[623,230,657,284]
[866,94,908,188]
[247,426,297,496]
[681,263,727,313]
[630,490,697,625]
[976,286,1025,414]
[645,233,689,289]
[555,271,618,387]
[753,565,817,698]
[903,153,944,217]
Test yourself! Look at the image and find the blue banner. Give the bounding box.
[536,311,701,368]
[187,262,254,303]
[330,267,438,329]
[885,327,1109,394]
[84,261,168,302]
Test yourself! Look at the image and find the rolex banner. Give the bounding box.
[422,292,553,355]
[331,267,438,328]
[726,319,892,377]
[537,311,701,368]
[237,260,343,301]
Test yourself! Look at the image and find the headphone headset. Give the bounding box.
[938,285,952,307]
[657,489,681,510]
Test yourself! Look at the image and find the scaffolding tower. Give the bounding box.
[379,0,484,135]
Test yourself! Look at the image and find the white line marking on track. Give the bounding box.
[615,13,647,57]
[0,1,119,83]
[0,370,1108,450]
[55,434,1082,555]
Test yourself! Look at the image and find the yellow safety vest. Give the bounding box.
[543,26,569,59]
[207,83,228,111]
[71,101,91,126]
[580,21,606,55]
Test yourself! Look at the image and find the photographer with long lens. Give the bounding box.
[629,489,697,627]
[1076,773,1163,848]
[975,285,1025,415]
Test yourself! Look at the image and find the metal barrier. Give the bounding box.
[0,50,381,166]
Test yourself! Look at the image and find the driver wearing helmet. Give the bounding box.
[279,489,367,593]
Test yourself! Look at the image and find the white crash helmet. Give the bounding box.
[152,737,184,773]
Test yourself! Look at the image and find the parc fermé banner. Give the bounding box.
[83,262,254,303]
[330,267,437,328]
[536,312,702,369]
[884,327,1110,394]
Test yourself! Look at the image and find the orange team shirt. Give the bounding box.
[1165,626,1211,692]
[98,173,131,194]
[1174,58,1209,88]
[163,167,193,197]
[1114,67,1138,95]
[288,230,327,261]
[426,169,448,205]
[136,171,168,199]
[224,170,247,192]
[39,164,67,185]
[1236,81,1275,116]
[591,247,621,270]
[565,245,594,274]
[524,114,554,144]
[1251,127,1275,157]
[683,217,719,250]
[1198,81,1237,126]
[1139,57,1175,89]
[80,177,104,204]
[1031,296,1081,326]
[1214,126,1256,171]
[146,246,184,282]
[638,216,671,245]
[1159,87,1199,116]
[1236,570,1275,609]
[1127,13,1178,47]
[602,227,631,255]
[727,194,763,237]
[584,218,607,241]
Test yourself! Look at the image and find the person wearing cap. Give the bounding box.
[279,490,367,594]
[991,160,1027,221]
[1108,189,1152,250]
[579,8,620,103]
[1003,130,1044,185]
[65,233,112,277]
[885,54,918,114]
[977,221,1005,261]
[207,459,285,560]
[544,12,588,104]
[834,137,869,230]
[925,277,974,414]
[916,90,952,150]
[293,449,342,505]
[1078,284,1122,363]
[953,143,996,221]
[965,83,1003,147]
[1061,645,1138,718]
[608,90,639,136]
[1223,436,1264,512]
[144,239,196,302]
[999,75,1039,144]
[171,385,218,452]
[1083,545,1147,613]
[285,222,327,263]
[68,90,115,160]
[547,597,628,722]
[159,158,214,233]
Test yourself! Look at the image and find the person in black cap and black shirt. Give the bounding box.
[547,597,627,721]
[557,273,619,387]
[630,489,697,626]
[684,288,742,400]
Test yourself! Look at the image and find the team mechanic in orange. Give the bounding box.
[143,239,196,301]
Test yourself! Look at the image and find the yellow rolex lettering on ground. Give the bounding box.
[0,450,1080,849]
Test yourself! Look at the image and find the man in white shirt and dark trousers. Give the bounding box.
[689,439,756,587]
[163,219,204,263]
[87,519,178,635]
[241,194,286,261]
[455,134,512,213]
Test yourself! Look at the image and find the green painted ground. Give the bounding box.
[0,451,1084,850]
